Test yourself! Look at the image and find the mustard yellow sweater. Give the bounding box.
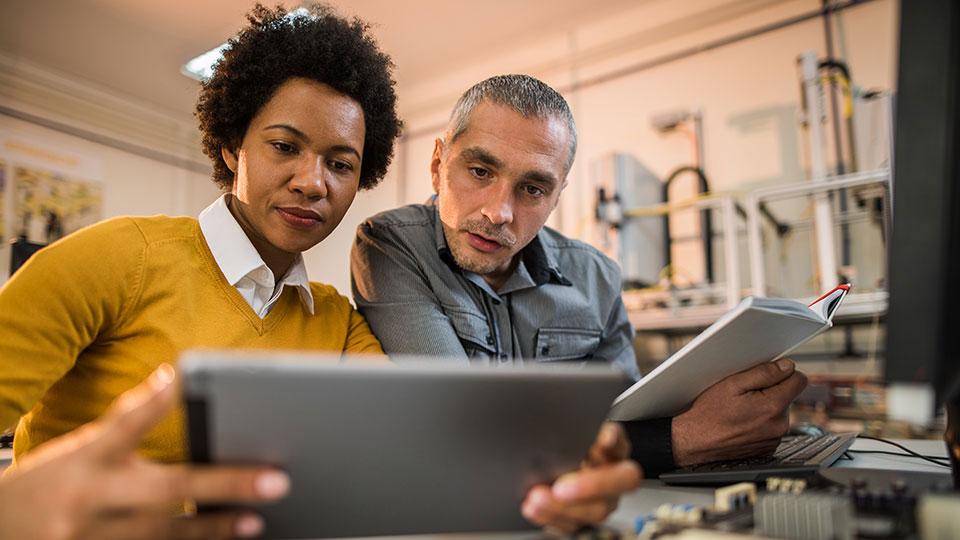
[0,216,382,463]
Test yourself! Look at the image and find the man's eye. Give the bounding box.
[272,141,296,154]
[469,167,489,179]
[524,185,545,197]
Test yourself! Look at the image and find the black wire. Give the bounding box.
[855,435,953,468]
[848,450,951,466]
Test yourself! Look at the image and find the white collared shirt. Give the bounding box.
[198,194,315,318]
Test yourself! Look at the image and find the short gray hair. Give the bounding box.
[445,74,578,173]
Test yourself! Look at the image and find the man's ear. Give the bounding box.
[221,145,239,173]
[430,138,445,193]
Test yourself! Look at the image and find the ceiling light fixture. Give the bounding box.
[180,7,311,82]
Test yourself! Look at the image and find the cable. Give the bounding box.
[661,166,713,285]
[855,435,953,468]
[848,450,951,466]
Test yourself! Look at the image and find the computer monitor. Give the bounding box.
[884,0,959,488]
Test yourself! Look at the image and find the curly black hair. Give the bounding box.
[196,3,402,190]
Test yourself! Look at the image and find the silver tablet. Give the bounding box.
[181,351,629,539]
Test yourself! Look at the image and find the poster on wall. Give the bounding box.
[0,136,103,246]
[13,165,102,244]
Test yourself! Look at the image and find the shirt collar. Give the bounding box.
[427,195,571,288]
[198,194,315,314]
[519,232,572,287]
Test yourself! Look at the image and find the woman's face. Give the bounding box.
[221,77,365,274]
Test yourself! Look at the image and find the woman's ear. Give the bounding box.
[221,146,239,173]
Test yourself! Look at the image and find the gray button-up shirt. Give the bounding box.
[350,199,641,381]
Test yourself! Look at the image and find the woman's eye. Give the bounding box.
[330,160,354,172]
[272,141,296,154]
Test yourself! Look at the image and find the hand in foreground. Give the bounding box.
[671,358,808,466]
[0,365,290,540]
[521,422,642,533]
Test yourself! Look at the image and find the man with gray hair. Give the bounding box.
[351,74,807,529]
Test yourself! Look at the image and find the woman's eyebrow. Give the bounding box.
[264,123,309,139]
[264,124,360,159]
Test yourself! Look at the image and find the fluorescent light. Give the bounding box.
[181,7,312,82]
[181,43,230,81]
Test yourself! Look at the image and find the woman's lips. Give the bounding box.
[277,207,322,228]
[466,232,502,253]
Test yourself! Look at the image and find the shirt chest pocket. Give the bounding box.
[535,328,602,362]
[445,307,497,356]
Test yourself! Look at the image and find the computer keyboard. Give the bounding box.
[659,432,859,485]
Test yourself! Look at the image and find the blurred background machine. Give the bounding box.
[594,50,892,328]
[594,8,904,439]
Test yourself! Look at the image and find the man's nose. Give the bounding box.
[480,183,513,225]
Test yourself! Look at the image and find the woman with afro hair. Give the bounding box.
[0,5,399,538]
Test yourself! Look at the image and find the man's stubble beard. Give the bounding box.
[447,237,510,275]
[442,220,518,276]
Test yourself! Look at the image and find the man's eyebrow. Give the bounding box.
[460,146,504,169]
[520,170,559,188]
[460,146,558,186]
[264,124,361,159]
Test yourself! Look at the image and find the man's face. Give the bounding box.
[432,101,570,287]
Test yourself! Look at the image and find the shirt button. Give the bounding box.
[486,335,495,346]
[499,354,509,363]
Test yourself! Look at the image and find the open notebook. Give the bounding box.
[608,284,850,421]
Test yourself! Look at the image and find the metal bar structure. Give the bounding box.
[800,51,840,295]
[746,168,891,297]
[884,90,896,220]
[623,193,742,313]
[621,191,743,219]
[746,193,766,296]
[625,170,891,332]
[751,169,891,200]
[721,196,741,309]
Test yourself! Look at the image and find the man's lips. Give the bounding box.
[465,232,503,253]
[277,207,323,228]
